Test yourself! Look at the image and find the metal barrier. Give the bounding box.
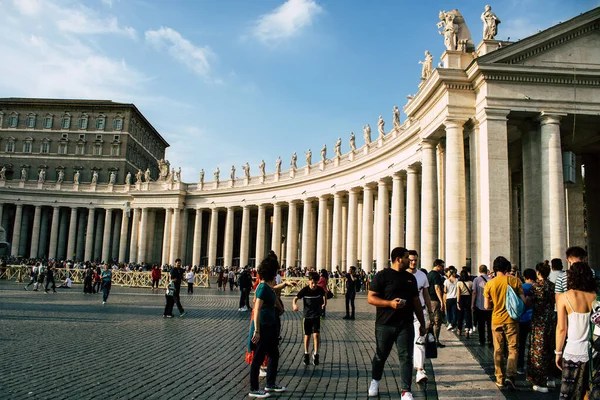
[280,277,346,297]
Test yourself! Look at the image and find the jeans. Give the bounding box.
[102,281,111,302]
[45,276,56,292]
[152,279,160,289]
[413,308,430,370]
[26,275,37,288]
[430,301,443,342]
[372,322,414,391]
[174,284,185,314]
[187,282,193,294]
[345,291,356,317]
[250,324,279,391]
[517,321,531,369]
[164,295,175,316]
[492,323,519,383]
[474,307,493,345]
[457,295,472,331]
[446,298,457,327]
[239,288,251,309]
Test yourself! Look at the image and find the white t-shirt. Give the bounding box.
[275,274,282,285]
[186,271,194,283]
[412,269,429,307]
[64,278,72,288]
[444,279,457,299]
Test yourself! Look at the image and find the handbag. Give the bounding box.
[326,290,334,300]
[425,326,438,359]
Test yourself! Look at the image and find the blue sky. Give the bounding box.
[0,0,597,182]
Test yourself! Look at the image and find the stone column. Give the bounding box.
[66,208,78,260]
[341,200,348,270]
[566,157,585,248]
[11,204,23,256]
[316,195,328,270]
[129,208,140,263]
[57,210,69,260]
[75,210,85,261]
[361,185,374,271]
[437,144,446,259]
[119,210,129,263]
[102,209,113,263]
[390,173,405,249]
[207,208,218,266]
[357,200,363,259]
[420,140,438,271]
[179,209,189,263]
[584,156,600,268]
[301,199,312,268]
[445,120,467,269]
[331,192,343,271]
[93,210,104,262]
[112,210,121,262]
[346,189,359,270]
[19,208,31,257]
[169,208,180,264]
[84,208,95,262]
[240,206,250,267]
[540,112,567,262]
[161,208,173,265]
[309,204,317,267]
[48,206,60,260]
[521,123,543,269]
[223,206,234,267]
[475,109,511,267]
[0,203,3,230]
[30,206,42,258]
[256,205,266,263]
[271,203,282,260]
[326,201,333,270]
[406,165,421,253]
[376,180,390,271]
[192,208,203,266]
[286,202,298,267]
[137,208,148,263]
[510,185,520,265]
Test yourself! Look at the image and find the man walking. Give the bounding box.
[472,264,493,347]
[484,256,525,389]
[407,250,432,383]
[238,265,253,312]
[343,266,357,320]
[427,259,445,347]
[44,262,57,294]
[170,258,186,317]
[368,247,426,400]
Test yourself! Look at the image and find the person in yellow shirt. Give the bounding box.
[483,256,526,390]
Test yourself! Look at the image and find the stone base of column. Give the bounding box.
[125,184,131,192]
[135,183,142,191]
[141,182,149,191]
[334,157,340,167]
[349,151,355,162]
[37,182,44,189]
[363,146,369,155]
[19,181,25,188]
[89,183,97,192]
[229,180,234,188]
[305,166,310,176]
[55,183,62,190]
[244,177,250,186]
[0,180,5,188]
[108,184,114,192]
[319,161,325,171]
[476,39,501,56]
[73,183,79,191]
[290,170,295,178]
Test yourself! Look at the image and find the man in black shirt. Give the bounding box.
[427,259,446,347]
[170,258,186,317]
[238,265,253,312]
[367,247,426,399]
[293,271,327,366]
[343,266,357,320]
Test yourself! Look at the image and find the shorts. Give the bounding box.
[303,317,321,335]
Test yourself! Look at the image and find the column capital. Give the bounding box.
[444,119,467,130]
[538,111,566,125]
[475,107,510,123]
[392,171,405,180]
[377,179,389,187]
[420,138,438,150]
[406,163,420,174]
[363,183,376,192]
[333,191,344,199]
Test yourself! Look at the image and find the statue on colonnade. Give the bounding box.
[230,165,236,180]
[275,157,282,174]
[377,116,385,139]
[38,169,46,183]
[334,138,342,157]
[144,168,151,182]
[135,169,143,184]
[157,159,170,181]
[363,124,371,144]
[57,170,64,183]
[393,106,401,131]
[0,166,5,180]
[290,152,297,170]
[349,132,356,151]
[259,160,266,178]
[320,145,327,162]
[214,167,220,183]
[109,171,116,184]
[125,172,131,185]
[20,167,27,181]
[419,51,434,80]
[176,167,182,182]
[74,170,80,184]
[91,170,99,184]
[437,9,473,52]
[481,5,500,40]
[199,169,205,185]
[305,149,312,165]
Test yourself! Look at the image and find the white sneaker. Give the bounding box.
[446,324,453,330]
[238,308,244,312]
[416,370,428,383]
[468,328,473,334]
[242,306,248,311]
[401,392,415,400]
[368,379,379,397]
[532,385,549,393]
[472,326,477,332]
[259,368,267,377]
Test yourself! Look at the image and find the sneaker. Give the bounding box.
[165,315,173,318]
[102,301,106,305]
[517,368,525,375]
[238,307,244,312]
[436,342,446,348]
[303,353,310,366]
[368,379,379,397]
[343,315,350,320]
[248,389,270,398]
[532,385,549,393]
[472,326,477,332]
[24,287,27,291]
[180,312,186,317]
[241,306,248,312]
[446,324,453,330]
[401,392,415,400]
[547,379,557,388]
[495,381,504,388]
[504,378,516,390]
[416,370,428,383]
[264,385,286,393]
[313,353,319,366]
[259,368,267,377]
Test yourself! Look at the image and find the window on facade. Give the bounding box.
[41,142,49,153]
[96,134,102,140]
[79,134,85,140]
[113,135,119,141]
[78,118,88,130]
[113,119,123,131]
[94,145,102,156]
[59,143,67,154]
[8,116,18,127]
[111,145,120,156]
[26,115,36,128]
[61,117,71,129]
[23,142,32,153]
[44,117,53,129]
[6,141,15,152]
[96,118,105,130]
[76,144,85,155]
[61,133,68,139]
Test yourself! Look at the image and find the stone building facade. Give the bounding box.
[0,8,599,270]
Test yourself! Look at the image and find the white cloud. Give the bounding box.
[101,0,114,7]
[252,0,322,46]
[56,11,136,39]
[12,0,41,15]
[145,27,215,77]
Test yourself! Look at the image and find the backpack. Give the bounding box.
[506,281,525,320]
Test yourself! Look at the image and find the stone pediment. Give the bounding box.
[477,7,600,69]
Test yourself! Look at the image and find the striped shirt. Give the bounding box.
[554,271,567,294]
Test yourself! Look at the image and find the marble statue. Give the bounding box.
[176,167,182,182]
[393,106,401,130]
[157,159,170,181]
[125,172,131,185]
[242,162,250,179]
[144,168,151,182]
[320,144,327,162]
[419,51,434,80]
[230,165,236,180]
[438,10,458,51]
[481,5,500,40]
[74,170,80,184]
[259,160,265,178]
[290,152,297,170]
[305,149,312,165]
[214,167,220,182]
[109,171,116,184]
[135,169,143,183]
[363,124,371,144]
[57,170,64,183]
[199,169,205,184]
[349,132,356,151]
[20,167,27,181]
[334,138,342,157]
[167,168,175,183]
[377,116,385,138]
[0,166,5,180]
[275,157,282,174]
[38,169,46,183]
[91,171,98,184]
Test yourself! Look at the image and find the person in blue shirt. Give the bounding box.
[101,264,113,304]
[517,268,536,374]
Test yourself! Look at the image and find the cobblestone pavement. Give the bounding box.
[0,281,558,399]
